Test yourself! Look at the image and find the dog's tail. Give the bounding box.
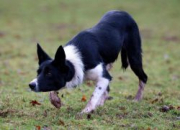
[121,21,147,83]
[121,20,142,71]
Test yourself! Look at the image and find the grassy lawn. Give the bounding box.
[0,0,180,129]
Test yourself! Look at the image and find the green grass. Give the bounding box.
[0,0,180,129]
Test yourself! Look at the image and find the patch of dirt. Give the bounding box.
[87,114,91,120]
[140,29,152,39]
[125,95,134,100]
[162,35,180,42]
[53,23,78,30]
[59,119,65,126]
[159,105,175,112]
[0,109,17,117]
[0,31,6,38]
[116,112,128,119]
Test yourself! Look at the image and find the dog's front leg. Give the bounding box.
[81,77,109,113]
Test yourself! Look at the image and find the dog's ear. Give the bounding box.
[37,43,51,65]
[53,45,66,69]
[53,46,73,80]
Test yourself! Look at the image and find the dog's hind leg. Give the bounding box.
[123,21,148,101]
[106,63,113,71]
[128,63,148,101]
[122,47,147,101]
[134,80,145,101]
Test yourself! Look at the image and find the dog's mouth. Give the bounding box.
[29,85,40,92]
[29,84,61,92]
[29,78,38,91]
[30,88,40,92]
[29,78,63,92]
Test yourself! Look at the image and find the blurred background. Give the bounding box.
[0,0,180,129]
[0,0,179,93]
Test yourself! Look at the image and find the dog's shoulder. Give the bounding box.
[64,45,84,88]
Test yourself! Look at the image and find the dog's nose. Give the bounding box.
[29,82,36,90]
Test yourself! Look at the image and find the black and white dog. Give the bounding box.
[29,10,148,113]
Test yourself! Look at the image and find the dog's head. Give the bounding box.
[29,44,73,92]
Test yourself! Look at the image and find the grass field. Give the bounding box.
[0,0,180,129]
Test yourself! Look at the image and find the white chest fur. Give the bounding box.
[64,45,84,88]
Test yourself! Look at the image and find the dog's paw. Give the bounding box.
[133,97,142,102]
[81,107,95,114]
[49,91,61,108]
[132,99,139,102]
[134,94,143,102]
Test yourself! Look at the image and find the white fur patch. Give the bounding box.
[85,63,103,81]
[91,77,109,105]
[82,63,110,113]
[64,45,84,88]
[82,77,109,113]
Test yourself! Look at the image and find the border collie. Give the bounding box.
[29,10,148,113]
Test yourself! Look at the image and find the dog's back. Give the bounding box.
[67,10,147,97]
[67,11,144,73]
[88,10,140,65]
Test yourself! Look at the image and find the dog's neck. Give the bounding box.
[64,45,84,88]
[64,60,75,82]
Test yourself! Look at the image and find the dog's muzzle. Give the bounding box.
[29,78,38,92]
[29,82,36,90]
